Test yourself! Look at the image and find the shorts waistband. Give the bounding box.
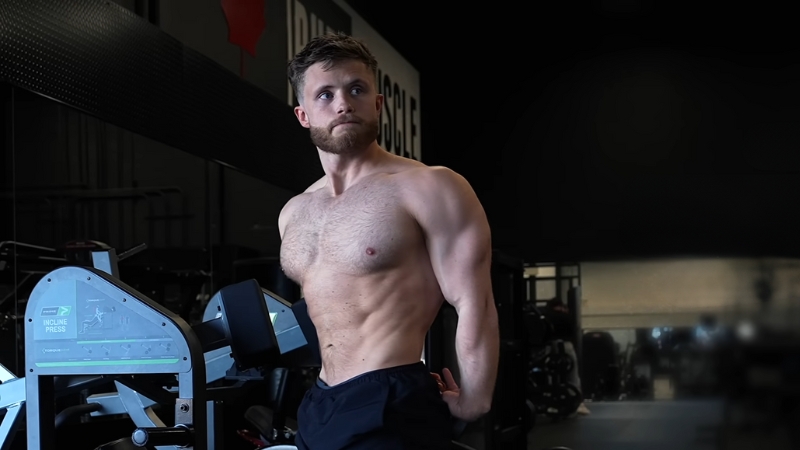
[315,361,428,392]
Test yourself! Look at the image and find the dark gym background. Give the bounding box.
[380,0,800,263]
[2,0,799,449]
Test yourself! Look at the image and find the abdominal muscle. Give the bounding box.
[302,264,443,386]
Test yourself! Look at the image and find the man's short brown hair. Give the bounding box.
[288,32,378,103]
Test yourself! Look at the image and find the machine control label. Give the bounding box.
[33,280,79,341]
[41,306,73,333]
[32,277,180,367]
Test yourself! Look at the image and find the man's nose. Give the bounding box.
[336,96,354,114]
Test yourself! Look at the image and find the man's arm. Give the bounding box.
[409,167,500,420]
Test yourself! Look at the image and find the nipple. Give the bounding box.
[366,247,376,256]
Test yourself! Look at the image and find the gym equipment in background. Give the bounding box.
[0,244,281,450]
[581,330,621,401]
[524,303,582,420]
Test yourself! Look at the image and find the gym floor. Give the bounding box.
[460,399,798,450]
[534,399,800,450]
[529,400,721,450]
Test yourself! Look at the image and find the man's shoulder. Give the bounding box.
[396,163,464,185]
[304,176,328,193]
[285,177,325,208]
[278,177,324,225]
[381,152,464,183]
[402,166,475,205]
[393,164,481,221]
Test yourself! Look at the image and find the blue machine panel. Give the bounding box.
[25,266,192,375]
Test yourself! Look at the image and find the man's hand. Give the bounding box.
[431,368,488,422]
[431,372,447,393]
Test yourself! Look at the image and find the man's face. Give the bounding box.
[294,59,383,155]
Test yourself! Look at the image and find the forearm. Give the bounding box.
[454,297,500,417]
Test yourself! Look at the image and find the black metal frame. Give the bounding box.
[0,86,10,242]
[0,0,321,195]
[488,250,527,450]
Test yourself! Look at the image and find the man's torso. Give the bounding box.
[280,167,444,385]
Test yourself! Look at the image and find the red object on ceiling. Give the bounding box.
[220,0,266,57]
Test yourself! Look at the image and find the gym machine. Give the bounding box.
[523,304,583,419]
[121,276,320,450]
[0,244,285,450]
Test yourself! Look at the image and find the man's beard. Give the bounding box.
[310,116,379,155]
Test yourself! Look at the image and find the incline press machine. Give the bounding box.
[0,245,319,450]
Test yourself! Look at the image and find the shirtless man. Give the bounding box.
[279,32,500,449]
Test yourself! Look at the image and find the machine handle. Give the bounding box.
[118,243,147,261]
[131,426,194,447]
[54,403,102,428]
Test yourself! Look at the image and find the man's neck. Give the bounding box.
[318,142,387,195]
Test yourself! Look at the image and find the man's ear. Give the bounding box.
[294,105,310,129]
[375,94,384,114]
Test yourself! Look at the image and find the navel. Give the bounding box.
[365,247,377,256]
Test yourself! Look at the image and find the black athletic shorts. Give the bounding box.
[294,362,453,450]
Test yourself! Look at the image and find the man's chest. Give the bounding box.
[280,186,418,281]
